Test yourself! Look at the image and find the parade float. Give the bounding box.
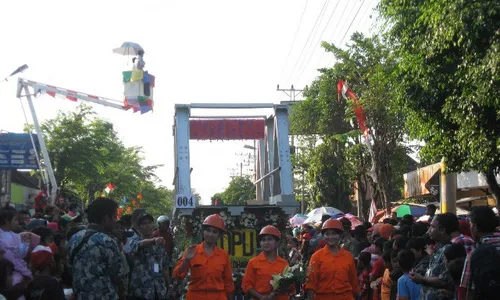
[170,103,300,297]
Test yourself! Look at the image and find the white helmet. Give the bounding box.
[157,215,170,224]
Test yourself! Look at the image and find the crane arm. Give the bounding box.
[16,78,129,204]
[17,78,126,110]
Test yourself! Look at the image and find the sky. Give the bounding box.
[0,0,379,204]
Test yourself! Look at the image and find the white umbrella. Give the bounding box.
[303,206,343,224]
[113,42,144,56]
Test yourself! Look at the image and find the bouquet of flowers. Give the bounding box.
[270,263,306,293]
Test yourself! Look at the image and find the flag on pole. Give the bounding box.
[104,183,115,195]
[337,80,369,136]
[369,199,378,223]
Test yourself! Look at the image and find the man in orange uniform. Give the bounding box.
[305,218,359,300]
[242,225,291,300]
[173,214,234,300]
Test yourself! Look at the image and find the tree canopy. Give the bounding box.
[211,176,256,205]
[36,104,173,214]
[378,0,500,204]
[291,33,409,217]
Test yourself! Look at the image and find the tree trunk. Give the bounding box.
[356,174,371,221]
[485,167,500,210]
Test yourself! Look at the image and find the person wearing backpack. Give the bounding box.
[67,197,126,300]
[460,206,500,300]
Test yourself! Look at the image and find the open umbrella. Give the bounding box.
[113,42,144,56]
[393,204,427,218]
[304,207,343,224]
[335,213,363,230]
[289,214,307,227]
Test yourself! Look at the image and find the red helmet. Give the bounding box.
[258,225,281,239]
[321,219,344,233]
[202,214,225,231]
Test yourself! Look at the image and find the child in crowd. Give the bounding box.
[389,249,403,300]
[380,250,396,300]
[358,251,373,300]
[287,237,301,266]
[440,244,467,299]
[446,258,466,300]
[30,226,55,257]
[25,247,65,300]
[396,250,421,300]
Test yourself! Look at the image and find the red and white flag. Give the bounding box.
[104,183,115,195]
[337,80,370,136]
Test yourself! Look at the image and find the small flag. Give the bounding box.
[104,183,115,195]
[119,196,127,208]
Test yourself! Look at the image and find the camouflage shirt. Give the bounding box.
[128,234,170,299]
[68,225,125,300]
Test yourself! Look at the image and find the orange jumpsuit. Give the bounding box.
[242,252,291,300]
[305,247,359,300]
[173,243,235,300]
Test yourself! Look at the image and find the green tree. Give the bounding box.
[39,104,158,204]
[378,0,500,206]
[291,33,409,216]
[213,176,256,205]
[139,183,175,218]
[307,138,353,212]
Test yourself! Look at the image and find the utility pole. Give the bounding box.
[276,84,303,147]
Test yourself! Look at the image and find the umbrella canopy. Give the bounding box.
[394,204,427,218]
[337,213,363,230]
[304,207,343,224]
[113,42,144,56]
[289,214,307,227]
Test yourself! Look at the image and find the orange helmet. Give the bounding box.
[202,214,226,231]
[321,219,344,233]
[258,225,281,240]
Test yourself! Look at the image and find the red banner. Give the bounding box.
[190,119,265,140]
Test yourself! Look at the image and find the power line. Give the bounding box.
[295,0,342,84]
[292,0,334,83]
[316,0,367,70]
[313,0,351,70]
[278,0,310,83]
[338,0,366,49]
[285,0,330,85]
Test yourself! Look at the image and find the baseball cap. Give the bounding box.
[136,212,154,225]
[58,213,80,228]
[26,219,48,230]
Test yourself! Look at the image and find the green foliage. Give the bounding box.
[378,0,500,203]
[36,104,171,209]
[212,176,256,205]
[307,137,353,212]
[138,183,175,218]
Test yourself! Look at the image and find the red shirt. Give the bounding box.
[153,229,173,258]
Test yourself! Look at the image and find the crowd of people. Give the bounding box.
[286,204,500,300]
[0,198,499,300]
[0,197,174,300]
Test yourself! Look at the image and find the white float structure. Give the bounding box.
[172,103,298,216]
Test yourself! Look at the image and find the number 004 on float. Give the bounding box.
[174,194,196,209]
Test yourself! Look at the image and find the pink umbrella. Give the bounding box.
[337,213,363,230]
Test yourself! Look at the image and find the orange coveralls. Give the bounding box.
[305,247,359,300]
[242,252,291,300]
[173,243,235,300]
